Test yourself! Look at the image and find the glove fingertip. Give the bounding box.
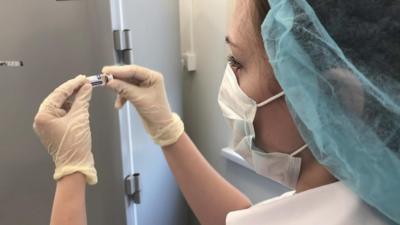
[114,99,123,109]
[115,95,128,109]
[82,83,93,92]
[76,74,87,82]
[76,84,93,100]
[102,65,113,74]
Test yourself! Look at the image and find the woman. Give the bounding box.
[33,0,399,224]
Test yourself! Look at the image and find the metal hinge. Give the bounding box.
[124,173,141,204]
[113,29,133,65]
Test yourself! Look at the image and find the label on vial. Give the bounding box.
[87,75,102,86]
[91,81,104,86]
[87,74,113,87]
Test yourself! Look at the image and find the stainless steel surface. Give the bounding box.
[113,29,133,65]
[113,30,126,51]
[123,49,134,65]
[124,173,141,204]
[0,0,126,224]
[122,30,133,65]
[123,29,132,50]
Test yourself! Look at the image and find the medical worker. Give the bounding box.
[33,0,400,225]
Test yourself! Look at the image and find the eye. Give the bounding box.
[227,55,243,72]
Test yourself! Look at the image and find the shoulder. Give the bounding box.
[227,182,392,225]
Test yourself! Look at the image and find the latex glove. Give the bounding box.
[33,75,97,185]
[102,65,184,147]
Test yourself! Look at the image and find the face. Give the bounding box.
[226,1,279,103]
[226,0,305,154]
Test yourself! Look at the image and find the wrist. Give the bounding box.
[54,165,98,185]
[150,113,185,147]
[57,172,86,185]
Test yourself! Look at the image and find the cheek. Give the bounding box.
[238,61,282,104]
[239,73,262,102]
[237,65,272,103]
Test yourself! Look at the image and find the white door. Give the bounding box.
[111,0,189,225]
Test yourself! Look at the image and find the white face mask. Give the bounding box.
[218,64,308,189]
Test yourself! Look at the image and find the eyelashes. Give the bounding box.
[227,55,243,70]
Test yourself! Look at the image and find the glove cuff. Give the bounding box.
[152,113,185,147]
[54,165,98,185]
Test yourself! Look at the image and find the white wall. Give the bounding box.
[181,1,289,224]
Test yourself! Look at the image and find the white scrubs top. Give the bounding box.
[226,182,393,225]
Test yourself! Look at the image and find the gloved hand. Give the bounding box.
[33,75,97,185]
[102,65,184,147]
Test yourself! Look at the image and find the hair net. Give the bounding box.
[261,0,400,223]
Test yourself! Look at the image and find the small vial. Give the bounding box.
[87,74,114,87]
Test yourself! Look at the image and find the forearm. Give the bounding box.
[50,173,87,225]
[162,133,251,225]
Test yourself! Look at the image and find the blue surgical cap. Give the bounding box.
[262,0,400,223]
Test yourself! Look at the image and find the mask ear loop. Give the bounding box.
[290,144,308,156]
[257,91,285,107]
[256,90,307,156]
